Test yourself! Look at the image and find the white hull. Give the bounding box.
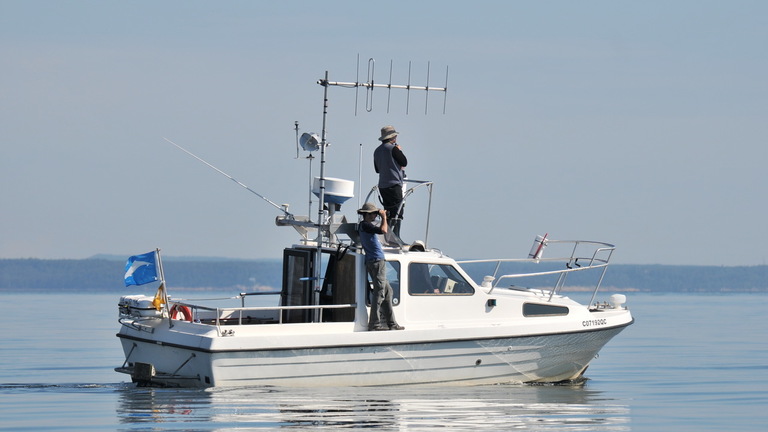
[117,315,631,387]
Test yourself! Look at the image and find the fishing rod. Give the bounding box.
[162,137,292,217]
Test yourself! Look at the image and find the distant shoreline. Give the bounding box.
[1,258,766,293]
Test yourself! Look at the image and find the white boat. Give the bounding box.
[115,69,634,388]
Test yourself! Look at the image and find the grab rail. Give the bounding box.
[364,179,434,247]
[170,301,357,335]
[458,240,615,304]
[238,291,282,308]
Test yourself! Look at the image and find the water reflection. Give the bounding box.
[116,385,214,425]
[116,383,630,431]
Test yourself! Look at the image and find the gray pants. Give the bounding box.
[366,259,398,329]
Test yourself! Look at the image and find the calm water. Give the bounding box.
[0,292,766,431]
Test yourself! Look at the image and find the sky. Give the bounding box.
[1,1,766,266]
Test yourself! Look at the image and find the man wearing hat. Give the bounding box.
[373,125,408,236]
[357,202,405,331]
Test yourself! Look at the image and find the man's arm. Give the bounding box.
[392,146,407,167]
[378,209,388,234]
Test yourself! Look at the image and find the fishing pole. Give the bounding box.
[162,137,292,217]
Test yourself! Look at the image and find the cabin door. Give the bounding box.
[281,247,358,323]
[281,248,313,323]
[320,250,356,322]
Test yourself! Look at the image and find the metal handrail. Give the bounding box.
[493,262,609,283]
[457,239,616,303]
[364,179,434,247]
[238,291,282,308]
[170,301,357,334]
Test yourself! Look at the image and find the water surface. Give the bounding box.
[1,292,765,431]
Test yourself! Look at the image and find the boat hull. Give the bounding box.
[116,322,631,387]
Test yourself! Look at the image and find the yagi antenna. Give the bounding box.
[322,56,449,115]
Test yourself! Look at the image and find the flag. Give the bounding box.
[124,251,159,286]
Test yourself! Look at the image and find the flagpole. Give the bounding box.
[155,248,171,320]
[156,248,165,282]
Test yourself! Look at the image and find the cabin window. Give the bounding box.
[523,303,569,317]
[366,261,402,306]
[408,262,475,295]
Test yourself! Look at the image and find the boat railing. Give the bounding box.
[238,290,282,307]
[170,300,357,335]
[364,179,434,246]
[458,240,615,305]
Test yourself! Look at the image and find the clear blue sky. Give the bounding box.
[1,1,766,266]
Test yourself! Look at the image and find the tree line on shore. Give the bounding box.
[0,258,766,293]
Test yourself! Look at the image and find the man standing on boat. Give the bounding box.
[374,125,407,236]
[358,202,405,331]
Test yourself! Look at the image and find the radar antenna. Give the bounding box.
[294,121,319,217]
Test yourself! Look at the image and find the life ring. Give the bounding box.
[170,304,193,322]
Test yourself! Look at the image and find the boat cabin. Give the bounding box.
[279,242,480,329]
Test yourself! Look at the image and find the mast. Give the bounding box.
[311,71,331,322]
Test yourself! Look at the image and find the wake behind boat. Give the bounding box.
[115,65,633,387]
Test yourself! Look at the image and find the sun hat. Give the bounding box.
[378,125,399,142]
[357,202,379,214]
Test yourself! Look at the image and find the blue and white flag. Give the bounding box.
[124,251,159,286]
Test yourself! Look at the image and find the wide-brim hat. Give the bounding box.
[378,125,399,141]
[357,202,379,214]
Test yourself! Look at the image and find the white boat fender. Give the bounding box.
[609,294,627,309]
[528,233,548,260]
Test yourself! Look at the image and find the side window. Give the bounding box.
[366,261,402,306]
[408,263,474,295]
